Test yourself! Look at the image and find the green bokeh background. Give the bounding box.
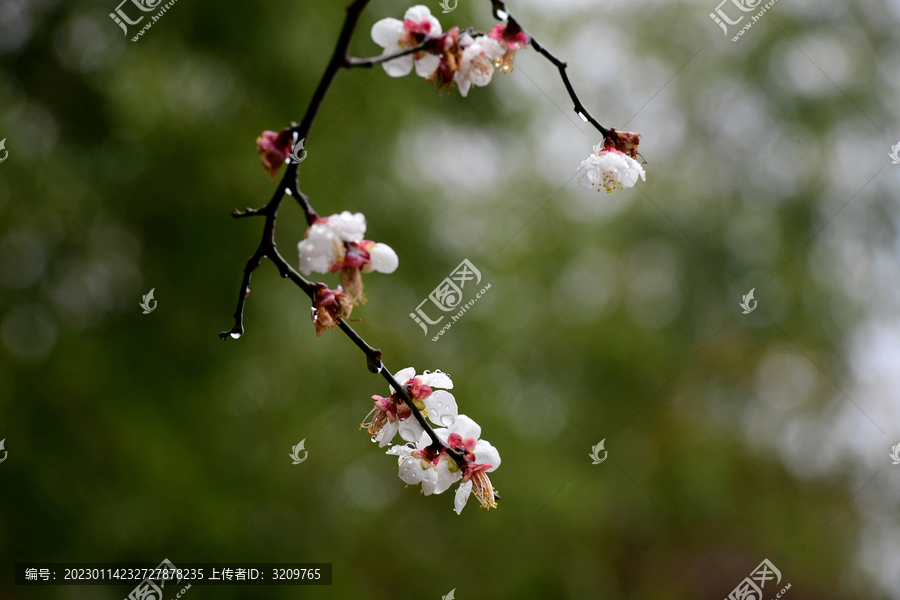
[2,0,899,598]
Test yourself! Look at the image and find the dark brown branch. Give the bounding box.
[285,182,318,226]
[491,0,610,137]
[290,0,372,142]
[225,0,613,475]
[345,42,429,68]
[220,0,466,469]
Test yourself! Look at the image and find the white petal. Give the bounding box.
[371,18,404,49]
[424,390,458,427]
[297,223,339,274]
[468,55,494,87]
[621,169,639,188]
[374,418,399,447]
[418,371,453,389]
[428,17,443,38]
[455,75,472,98]
[328,211,367,242]
[383,54,414,78]
[433,457,462,494]
[454,480,473,514]
[414,53,440,78]
[398,457,425,485]
[391,367,417,392]
[448,414,481,440]
[420,467,438,495]
[404,6,441,37]
[369,243,399,273]
[415,432,432,449]
[575,155,601,189]
[398,417,425,443]
[474,439,501,471]
[479,37,505,61]
[385,444,412,457]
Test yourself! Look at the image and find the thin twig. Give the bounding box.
[491,0,610,137]
[223,0,608,473]
[345,42,429,68]
[221,0,464,467]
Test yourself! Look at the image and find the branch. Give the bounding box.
[491,0,610,137]
[220,0,466,469]
[345,42,429,68]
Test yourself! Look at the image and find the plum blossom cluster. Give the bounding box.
[230,0,651,519]
[362,368,501,513]
[298,211,398,335]
[371,5,530,96]
[576,128,646,194]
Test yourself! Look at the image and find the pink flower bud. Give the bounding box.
[489,23,529,50]
[602,128,644,162]
[310,284,353,337]
[256,129,292,179]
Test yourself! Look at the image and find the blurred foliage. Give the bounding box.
[1,0,899,599]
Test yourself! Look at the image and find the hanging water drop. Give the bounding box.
[230,332,241,339]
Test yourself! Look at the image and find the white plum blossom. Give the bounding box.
[576,142,646,193]
[386,414,501,514]
[362,368,458,447]
[386,437,440,495]
[391,367,458,442]
[297,211,366,275]
[371,5,443,78]
[297,211,398,303]
[454,33,504,98]
[487,23,530,73]
[434,414,501,514]
[367,243,399,274]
